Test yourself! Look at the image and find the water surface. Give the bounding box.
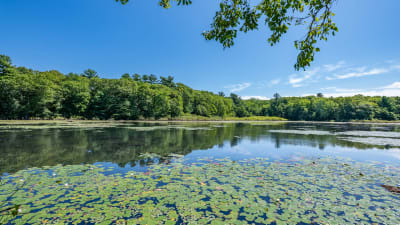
[0,122,399,224]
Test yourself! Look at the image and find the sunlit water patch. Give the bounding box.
[336,131,400,138]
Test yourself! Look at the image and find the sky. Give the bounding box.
[0,0,399,99]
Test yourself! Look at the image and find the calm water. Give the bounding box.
[1,122,400,224]
[1,122,400,174]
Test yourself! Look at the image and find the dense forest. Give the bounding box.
[0,54,399,121]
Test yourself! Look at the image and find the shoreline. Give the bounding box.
[1,119,400,125]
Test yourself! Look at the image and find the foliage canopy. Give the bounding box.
[115,0,338,70]
[1,54,399,121]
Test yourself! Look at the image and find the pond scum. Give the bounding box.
[0,157,399,224]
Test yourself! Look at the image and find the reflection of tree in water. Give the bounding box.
[0,122,398,173]
[275,135,281,149]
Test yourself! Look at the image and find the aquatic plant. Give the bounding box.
[1,157,399,224]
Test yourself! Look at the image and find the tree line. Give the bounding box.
[0,54,399,121]
[0,55,232,120]
[243,93,400,121]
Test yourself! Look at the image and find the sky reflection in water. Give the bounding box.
[1,122,400,174]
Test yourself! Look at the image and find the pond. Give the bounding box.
[0,121,399,224]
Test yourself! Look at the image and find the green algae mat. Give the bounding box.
[1,157,399,225]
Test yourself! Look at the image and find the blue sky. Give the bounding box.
[1,0,399,99]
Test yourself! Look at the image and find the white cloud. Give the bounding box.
[323,89,400,97]
[289,75,307,88]
[315,81,400,97]
[320,87,336,91]
[391,65,400,70]
[288,68,320,87]
[224,82,251,93]
[270,79,280,86]
[287,60,398,87]
[241,96,270,100]
[253,79,281,89]
[330,67,389,80]
[384,82,400,89]
[287,61,347,87]
[323,61,345,72]
[320,87,362,93]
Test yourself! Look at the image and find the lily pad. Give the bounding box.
[1,157,399,224]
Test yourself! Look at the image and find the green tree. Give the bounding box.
[82,69,99,79]
[136,84,154,118]
[142,74,150,83]
[121,73,131,79]
[195,104,209,117]
[230,93,242,105]
[1,54,399,122]
[153,94,170,119]
[160,76,175,88]
[61,78,91,118]
[379,96,394,111]
[169,97,182,118]
[0,55,12,76]
[149,74,158,84]
[234,105,249,117]
[375,108,397,121]
[0,78,19,119]
[133,73,142,82]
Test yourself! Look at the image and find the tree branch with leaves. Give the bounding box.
[115,0,338,70]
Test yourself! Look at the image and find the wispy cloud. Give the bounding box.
[288,68,320,87]
[253,78,281,89]
[384,82,400,89]
[224,82,251,93]
[269,79,280,86]
[241,96,270,100]
[323,61,345,72]
[320,87,362,93]
[327,67,389,80]
[288,60,398,87]
[309,81,400,97]
[289,75,307,88]
[326,60,400,80]
[391,64,400,70]
[323,89,400,97]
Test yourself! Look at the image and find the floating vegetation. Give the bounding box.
[210,125,228,128]
[123,126,171,131]
[0,122,122,131]
[168,153,185,158]
[248,121,288,126]
[336,131,400,138]
[268,129,400,138]
[138,152,162,159]
[172,126,213,131]
[1,157,399,224]
[338,137,400,147]
[269,130,332,136]
[124,125,213,131]
[267,128,400,147]
[0,129,33,133]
